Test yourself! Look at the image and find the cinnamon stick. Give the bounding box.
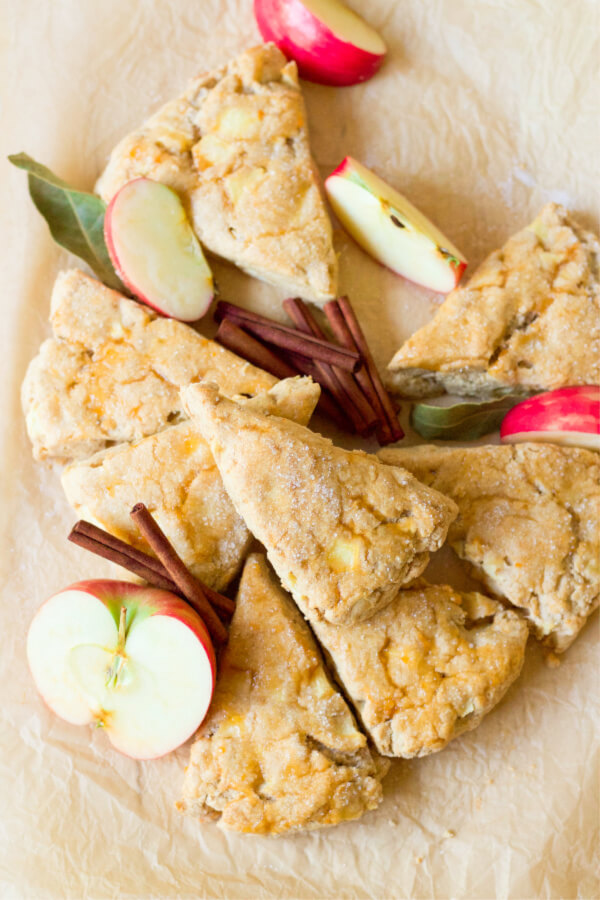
[215,301,360,372]
[284,298,378,436]
[69,526,180,594]
[325,299,404,444]
[69,520,235,617]
[216,318,298,380]
[217,319,352,431]
[130,504,228,644]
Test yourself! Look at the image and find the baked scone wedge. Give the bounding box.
[96,44,337,304]
[387,204,600,398]
[301,581,527,758]
[181,382,458,624]
[379,443,600,652]
[22,268,278,461]
[61,378,320,591]
[179,554,388,835]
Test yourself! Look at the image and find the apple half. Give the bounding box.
[27,580,216,759]
[325,157,467,293]
[500,386,600,450]
[104,178,214,322]
[253,0,386,86]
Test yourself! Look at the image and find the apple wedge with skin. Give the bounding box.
[27,580,216,759]
[253,0,386,86]
[325,157,467,293]
[500,386,600,450]
[104,178,214,322]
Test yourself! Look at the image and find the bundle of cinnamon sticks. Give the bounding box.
[214,296,404,445]
[69,506,234,645]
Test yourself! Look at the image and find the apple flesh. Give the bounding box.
[500,386,600,450]
[104,178,214,322]
[27,580,216,759]
[325,157,467,293]
[253,0,386,86]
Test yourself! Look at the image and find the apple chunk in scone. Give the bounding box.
[301,581,528,758]
[178,554,388,834]
[181,382,457,625]
[61,377,320,593]
[96,44,337,305]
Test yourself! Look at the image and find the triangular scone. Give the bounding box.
[61,378,320,591]
[96,44,337,305]
[387,204,600,398]
[22,269,278,461]
[301,581,527,758]
[181,382,458,624]
[179,554,388,835]
[379,444,600,652]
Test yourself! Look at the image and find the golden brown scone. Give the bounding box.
[21,269,277,461]
[379,443,600,652]
[61,378,320,591]
[303,581,528,758]
[181,382,458,624]
[387,204,600,398]
[96,44,337,305]
[179,554,388,835]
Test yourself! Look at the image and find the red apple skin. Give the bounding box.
[104,179,214,323]
[104,185,143,301]
[500,386,600,449]
[253,0,385,86]
[28,580,217,748]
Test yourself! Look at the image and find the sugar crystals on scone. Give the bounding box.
[61,378,320,592]
[387,204,600,399]
[181,381,458,624]
[379,443,600,652]
[22,269,279,461]
[178,554,388,835]
[302,581,528,757]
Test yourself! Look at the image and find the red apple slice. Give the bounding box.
[104,178,214,322]
[254,0,386,86]
[500,386,600,450]
[27,580,216,759]
[325,157,467,293]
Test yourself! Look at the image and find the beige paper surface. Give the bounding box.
[1,1,598,897]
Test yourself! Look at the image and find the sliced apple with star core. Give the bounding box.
[27,580,216,759]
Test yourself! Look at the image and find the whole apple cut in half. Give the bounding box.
[27,580,216,759]
[254,0,386,86]
[501,386,600,450]
[105,178,214,322]
[325,157,467,293]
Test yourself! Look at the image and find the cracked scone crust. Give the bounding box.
[21,269,277,460]
[61,378,320,591]
[387,204,600,398]
[379,444,600,652]
[304,582,528,758]
[96,44,337,304]
[182,382,458,625]
[178,554,388,835]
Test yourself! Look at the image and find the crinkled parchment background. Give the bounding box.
[0,1,599,897]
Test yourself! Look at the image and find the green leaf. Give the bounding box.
[411,395,526,440]
[8,152,125,292]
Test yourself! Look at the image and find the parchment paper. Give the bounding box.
[1,1,598,897]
